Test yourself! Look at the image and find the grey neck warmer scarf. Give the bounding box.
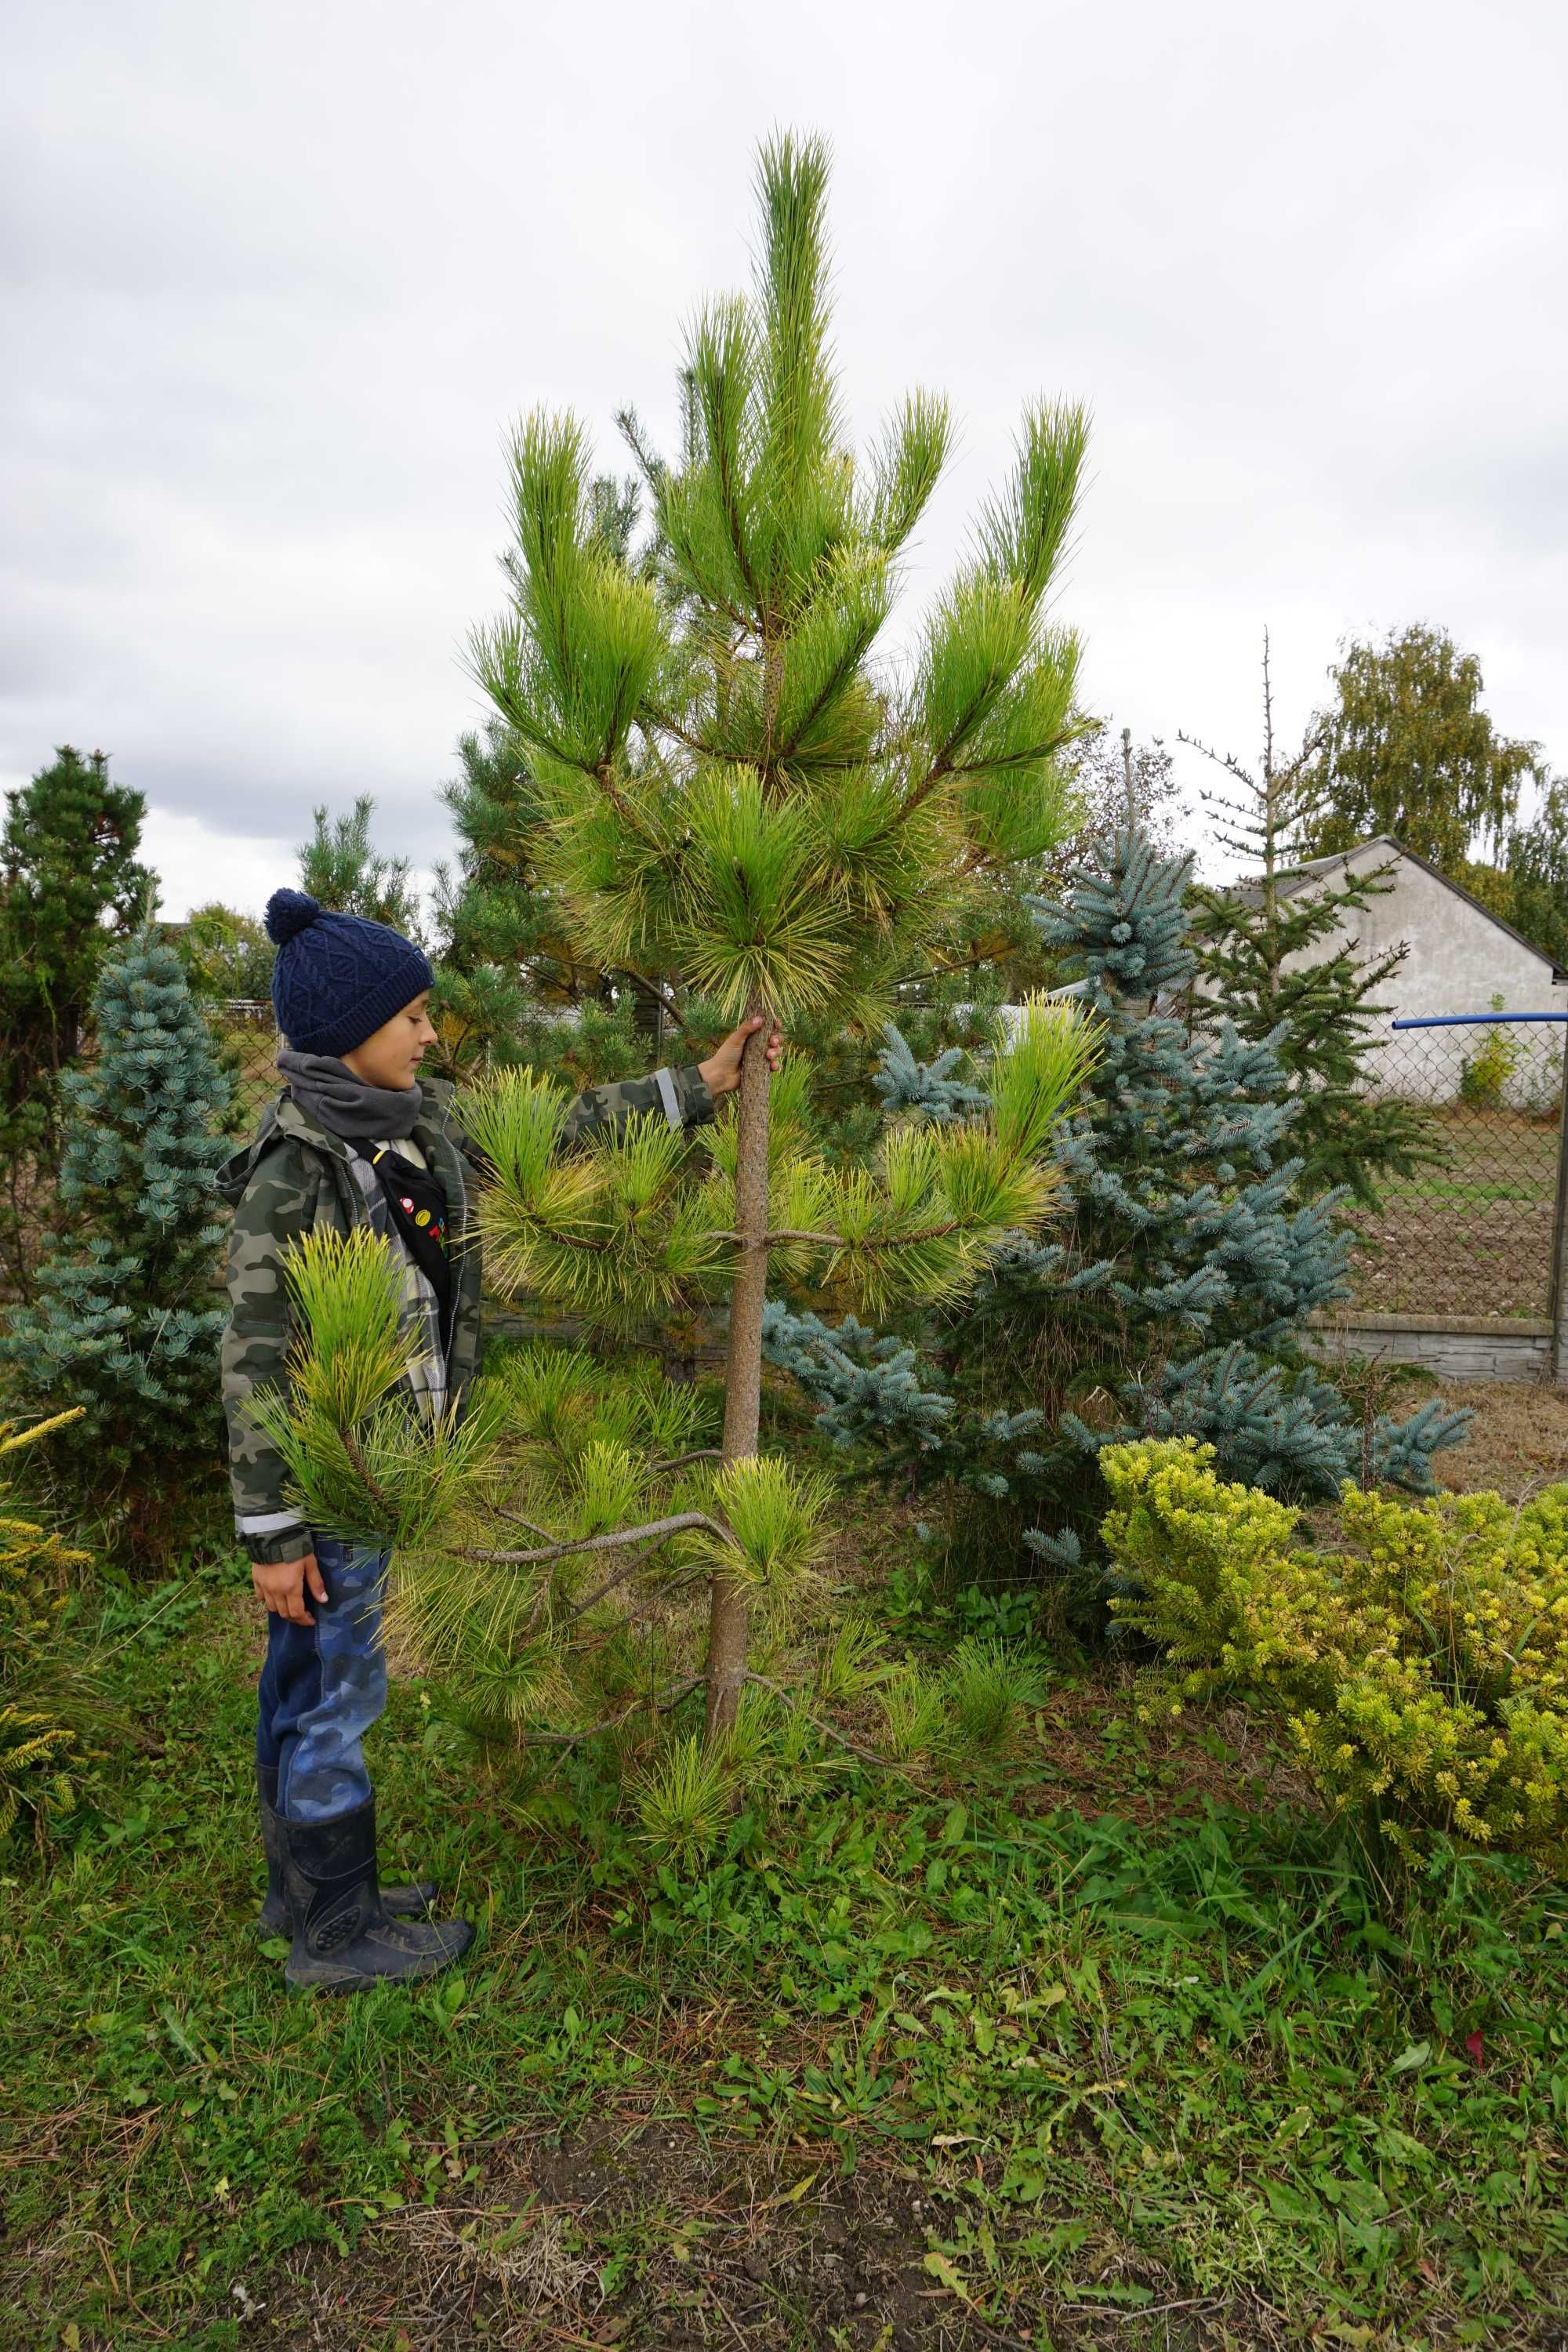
[277,1049,423,1144]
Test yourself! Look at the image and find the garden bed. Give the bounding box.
[1346,1105,1562,1320]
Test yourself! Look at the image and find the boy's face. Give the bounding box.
[341,992,438,1091]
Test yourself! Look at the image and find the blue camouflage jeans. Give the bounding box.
[256,1535,391,1821]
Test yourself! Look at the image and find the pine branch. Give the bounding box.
[512,1217,615,1256]
[899,747,958,824]
[710,389,763,623]
[590,759,659,851]
[339,1427,394,1518]
[709,1227,841,1250]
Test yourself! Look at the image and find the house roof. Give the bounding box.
[1229,834,1568,985]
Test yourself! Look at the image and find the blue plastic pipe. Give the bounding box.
[1392,1013,1568,1029]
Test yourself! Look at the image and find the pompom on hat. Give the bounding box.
[264,888,434,1058]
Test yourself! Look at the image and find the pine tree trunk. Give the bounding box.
[705,990,771,1740]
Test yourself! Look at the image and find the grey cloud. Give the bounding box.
[3,0,1564,909]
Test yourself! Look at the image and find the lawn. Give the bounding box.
[3,1389,1567,2351]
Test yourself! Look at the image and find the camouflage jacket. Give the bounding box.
[216,1062,714,1564]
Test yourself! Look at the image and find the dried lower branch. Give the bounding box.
[498,1508,557,1541]
[557,1533,687,1627]
[463,1508,731,1569]
[706,1221,960,1254]
[614,967,688,1033]
[708,1228,845,1250]
[651,1447,726,1474]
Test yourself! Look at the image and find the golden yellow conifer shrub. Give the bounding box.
[1100,1437,1568,1862]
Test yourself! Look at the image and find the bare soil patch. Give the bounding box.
[249,2113,1258,2351]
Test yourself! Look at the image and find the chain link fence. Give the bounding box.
[208,1002,284,1132]
[1346,1023,1567,1323]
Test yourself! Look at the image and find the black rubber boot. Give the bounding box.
[278,1795,474,1993]
[256,1765,437,1935]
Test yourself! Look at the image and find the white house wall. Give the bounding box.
[1279,845,1568,1106]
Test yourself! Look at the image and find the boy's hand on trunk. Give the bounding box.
[699,1016,784,1100]
[253,1552,328,1625]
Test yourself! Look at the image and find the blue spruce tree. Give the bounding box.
[0,931,234,1563]
[766,829,1467,1615]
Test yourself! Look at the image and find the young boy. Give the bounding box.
[218,887,781,1994]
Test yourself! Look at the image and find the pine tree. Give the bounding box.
[299,795,424,939]
[258,132,1098,1770]
[0,933,234,1563]
[769,826,1468,1621]
[0,746,152,1297]
[435,719,561,989]
[1185,637,1436,1205]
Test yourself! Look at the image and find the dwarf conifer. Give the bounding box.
[0,934,233,1561]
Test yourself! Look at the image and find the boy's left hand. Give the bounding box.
[699,1016,785,1100]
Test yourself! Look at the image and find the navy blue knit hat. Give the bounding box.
[265,889,434,1057]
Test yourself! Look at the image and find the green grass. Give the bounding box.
[1377,1176,1553,1207]
[2,1552,1566,2349]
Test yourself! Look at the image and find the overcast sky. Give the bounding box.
[4,0,1564,917]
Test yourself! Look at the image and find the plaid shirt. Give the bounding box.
[347,1150,449,1424]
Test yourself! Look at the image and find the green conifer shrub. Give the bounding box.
[297,794,424,938]
[0,934,234,1563]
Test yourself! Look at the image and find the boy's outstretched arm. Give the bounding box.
[556,1016,783,1152]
